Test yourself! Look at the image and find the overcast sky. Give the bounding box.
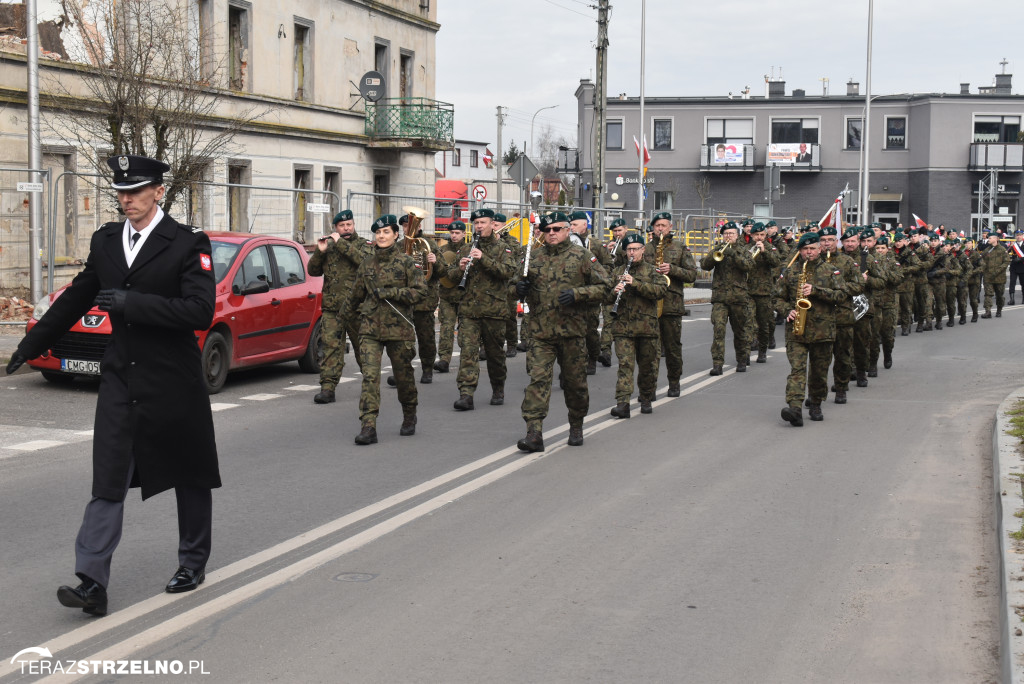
[436,0,1023,156]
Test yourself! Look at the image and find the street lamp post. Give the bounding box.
[530,104,559,159]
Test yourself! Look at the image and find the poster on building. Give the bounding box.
[711,143,744,165]
[768,143,813,165]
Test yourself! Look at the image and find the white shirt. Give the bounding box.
[123,206,164,268]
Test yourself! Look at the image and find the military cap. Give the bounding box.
[893,231,906,241]
[859,228,874,240]
[720,221,739,234]
[332,209,353,225]
[782,226,794,235]
[568,211,589,223]
[107,154,169,190]
[494,212,507,223]
[876,235,890,245]
[371,214,399,233]
[817,225,838,237]
[449,220,467,232]
[808,221,819,229]
[545,211,569,225]
[621,233,645,247]
[751,222,766,233]
[610,218,627,229]
[650,211,672,226]
[1016,228,1024,236]
[842,227,861,240]
[398,214,410,225]
[797,233,820,248]
[871,222,881,229]
[470,208,495,221]
[766,220,777,227]
[741,218,754,227]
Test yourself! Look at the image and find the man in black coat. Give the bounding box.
[5,155,220,616]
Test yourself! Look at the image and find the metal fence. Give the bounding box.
[0,166,51,299]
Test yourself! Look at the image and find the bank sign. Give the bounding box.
[614,175,655,185]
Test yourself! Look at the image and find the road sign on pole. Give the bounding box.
[507,155,540,190]
[472,184,487,201]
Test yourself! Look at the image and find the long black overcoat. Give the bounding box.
[18,215,220,500]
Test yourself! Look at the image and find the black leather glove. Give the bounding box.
[5,352,26,375]
[515,280,531,297]
[94,289,127,314]
[557,289,576,306]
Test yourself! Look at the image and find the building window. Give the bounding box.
[885,117,907,149]
[654,191,673,211]
[846,117,862,150]
[294,167,312,243]
[706,118,753,145]
[653,119,672,150]
[323,169,340,233]
[293,21,313,101]
[227,3,250,91]
[974,115,1021,143]
[771,118,819,144]
[399,51,413,99]
[606,120,623,150]
[227,161,250,232]
[452,148,461,166]
[470,150,479,167]
[374,41,390,99]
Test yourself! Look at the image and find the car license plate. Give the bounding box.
[61,359,101,375]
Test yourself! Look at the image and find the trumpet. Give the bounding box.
[750,241,763,258]
[711,240,729,261]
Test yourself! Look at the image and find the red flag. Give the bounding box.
[482,148,494,168]
[1011,242,1024,258]
[633,135,651,165]
[818,201,838,228]
[912,213,927,228]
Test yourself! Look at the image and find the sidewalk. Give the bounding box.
[995,387,1024,683]
[0,324,24,363]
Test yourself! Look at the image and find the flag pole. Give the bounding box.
[637,0,646,219]
[862,0,874,225]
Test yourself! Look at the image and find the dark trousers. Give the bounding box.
[75,459,212,588]
[1010,271,1024,298]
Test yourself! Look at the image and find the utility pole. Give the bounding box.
[27,0,43,301]
[496,106,505,206]
[594,0,610,225]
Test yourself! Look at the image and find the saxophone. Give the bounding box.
[655,235,671,318]
[792,260,812,337]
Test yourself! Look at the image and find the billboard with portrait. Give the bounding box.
[711,143,744,165]
[768,143,813,165]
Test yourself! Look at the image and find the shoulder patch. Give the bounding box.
[200,254,212,271]
[192,226,203,234]
[590,255,597,263]
[833,270,841,275]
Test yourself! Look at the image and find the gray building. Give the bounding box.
[575,73,1023,231]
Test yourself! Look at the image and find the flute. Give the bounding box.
[457,232,482,290]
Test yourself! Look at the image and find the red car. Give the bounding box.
[26,232,324,393]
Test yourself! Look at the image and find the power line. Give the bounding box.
[541,0,593,19]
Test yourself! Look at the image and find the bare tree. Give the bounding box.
[693,173,713,213]
[46,0,271,215]
[533,124,572,179]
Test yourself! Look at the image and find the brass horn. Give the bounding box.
[402,206,432,280]
[711,240,728,261]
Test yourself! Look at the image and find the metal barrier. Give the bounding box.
[346,191,464,240]
[0,166,51,300]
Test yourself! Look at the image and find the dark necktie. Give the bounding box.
[130,232,141,250]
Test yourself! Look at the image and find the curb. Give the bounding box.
[996,387,1024,684]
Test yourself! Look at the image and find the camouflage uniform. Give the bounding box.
[436,238,464,365]
[583,235,613,366]
[981,242,1011,315]
[893,245,920,333]
[967,246,984,319]
[913,241,936,329]
[745,240,782,356]
[406,236,441,373]
[502,232,525,349]
[870,251,900,369]
[943,248,962,324]
[956,248,971,322]
[773,256,848,410]
[854,248,885,374]
[826,250,862,392]
[521,240,610,432]
[926,248,948,327]
[645,234,698,384]
[342,243,426,428]
[700,242,754,367]
[447,232,516,398]
[600,239,629,358]
[306,234,370,391]
[605,258,667,406]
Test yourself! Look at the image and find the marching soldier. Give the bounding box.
[599,218,630,367]
[892,232,920,336]
[515,212,610,451]
[606,233,667,418]
[819,226,862,404]
[569,210,612,375]
[645,211,698,394]
[434,220,466,373]
[497,212,524,357]
[745,222,782,362]
[397,213,440,384]
[870,235,899,371]
[912,228,937,331]
[700,221,753,375]
[307,209,370,404]
[342,215,426,445]
[857,228,887,377]
[926,232,949,330]
[966,237,984,322]
[943,238,963,328]
[980,231,1011,318]
[774,233,848,426]
[447,207,516,410]
[955,238,972,325]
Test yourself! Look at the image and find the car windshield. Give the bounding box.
[210,241,242,283]
[435,205,454,219]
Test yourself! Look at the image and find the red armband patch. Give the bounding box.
[200,254,212,271]
[590,256,597,262]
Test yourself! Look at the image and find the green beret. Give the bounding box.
[493,212,507,223]
[568,211,589,223]
[332,209,353,224]
[741,218,754,227]
[797,233,820,248]
[545,211,569,225]
[817,226,838,237]
[650,211,672,226]
[720,221,739,234]
[766,220,777,227]
[842,228,861,240]
[371,214,399,233]
[610,218,627,229]
[470,208,495,221]
[751,222,766,233]
[859,229,874,240]
[808,221,819,229]
[893,231,905,241]
[876,235,890,245]
[449,220,466,232]
[621,233,645,247]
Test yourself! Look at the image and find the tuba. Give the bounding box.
[402,206,432,281]
[655,234,672,318]
[792,260,813,336]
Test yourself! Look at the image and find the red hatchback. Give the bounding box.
[26,232,324,393]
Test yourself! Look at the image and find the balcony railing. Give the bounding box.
[699,144,756,171]
[365,98,455,151]
[969,143,1024,171]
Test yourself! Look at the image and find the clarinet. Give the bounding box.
[609,259,633,317]
[457,232,482,290]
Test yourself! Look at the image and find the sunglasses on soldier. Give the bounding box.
[538,225,567,233]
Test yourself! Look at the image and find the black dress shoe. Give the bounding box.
[165,566,205,593]
[313,389,335,404]
[354,426,378,445]
[386,375,397,386]
[453,395,474,411]
[58,577,107,615]
[567,425,584,446]
[433,359,450,373]
[517,430,544,452]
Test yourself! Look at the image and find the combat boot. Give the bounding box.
[639,398,653,414]
[489,385,504,406]
[1011,294,1016,306]
[420,368,433,384]
[768,335,776,349]
[433,359,450,373]
[997,308,1003,317]
[479,348,487,360]
[756,349,767,363]
[610,402,631,419]
[517,430,544,452]
[971,312,979,322]
[399,408,417,436]
[453,395,474,411]
[709,364,723,376]
[586,358,597,376]
[856,371,868,387]
[313,388,335,404]
[959,314,966,325]
[781,406,803,427]
[516,340,529,352]
[667,381,681,397]
[947,316,955,327]
[736,361,747,373]
[901,324,910,336]
[354,425,377,445]
[834,390,847,404]
[981,310,992,319]
[808,403,824,421]
[387,375,397,386]
[915,320,924,332]
[567,424,584,446]
[598,352,612,367]
[934,319,942,330]
[749,339,759,352]
[867,365,877,378]
[505,346,517,358]
[883,350,892,369]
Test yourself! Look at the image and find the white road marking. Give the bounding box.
[5,439,67,451]
[240,393,284,401]
[210,403,240,412]
[681,317,710,322]
[282,384,320,392]
[74,430,93,436]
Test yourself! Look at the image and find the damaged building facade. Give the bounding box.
[0,0,450,290]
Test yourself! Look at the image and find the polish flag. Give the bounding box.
[482,148,494,168]
[633,135,651,165]
[912,213,927,228]
[1011,242,1024,258]
[818,200,838,228]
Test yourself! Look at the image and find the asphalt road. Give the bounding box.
[1,305,1021,683]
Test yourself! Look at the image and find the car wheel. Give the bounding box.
[202,331,230,394]
[40,371,75,385]
[298,319,323,373]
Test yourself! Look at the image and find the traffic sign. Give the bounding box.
[472,184,487,201]
[507,155,540,189]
